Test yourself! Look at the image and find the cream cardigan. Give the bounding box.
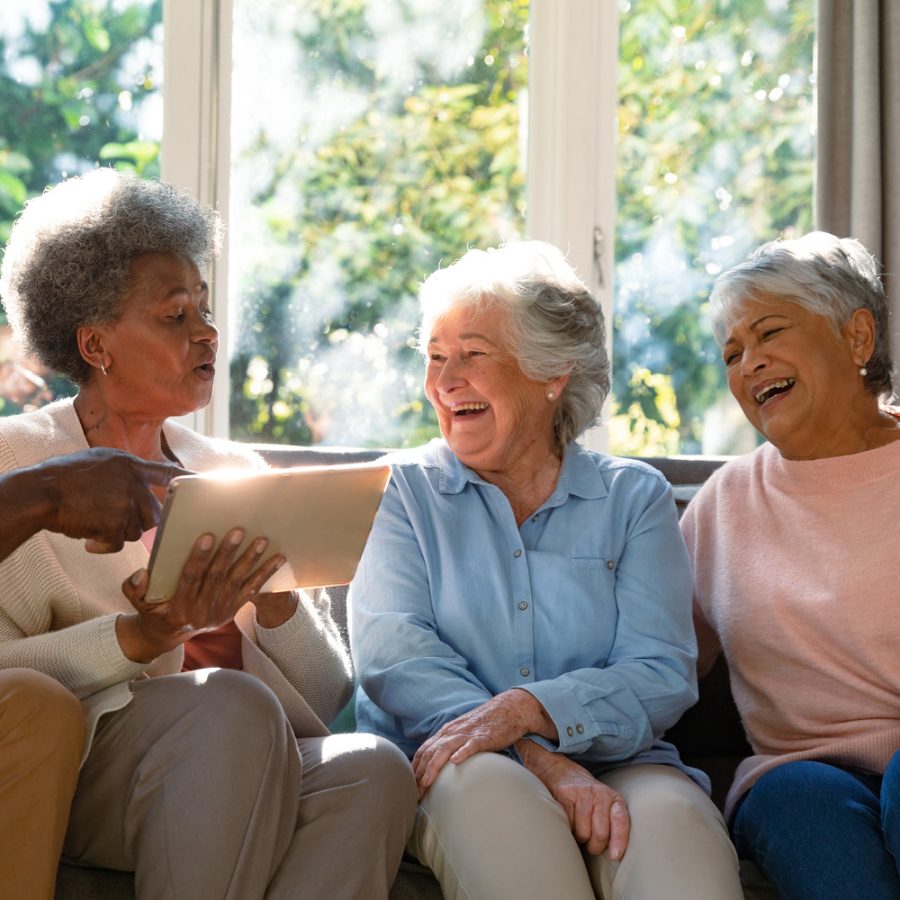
[681,437,900,819]
[0,398,352,753]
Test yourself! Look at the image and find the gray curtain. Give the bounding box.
[816,0,900,390]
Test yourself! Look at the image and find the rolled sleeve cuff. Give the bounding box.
[253,590,319,648]
[100,614,149,681]
[520,679,633,755]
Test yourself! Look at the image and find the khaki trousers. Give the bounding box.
[63,669,417,900]
[0,668,85,900]
[409,753,743,900]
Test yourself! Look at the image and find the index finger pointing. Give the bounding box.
[134,485,164,532]
[135,459,194,487]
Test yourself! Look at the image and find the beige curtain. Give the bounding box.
[816,0,900,389]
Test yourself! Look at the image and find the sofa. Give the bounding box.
[55,448,776,900]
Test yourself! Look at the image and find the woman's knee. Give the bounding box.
[423,752,563,830]
[317,732,417,817]
[414,754,594,900]
[745,761,850,813]
[607,766,734,860]
[178,668,288,740]
[0,669,85,765]
[736,760,871,849]
[427,751,528,804]
[129,669,297,780]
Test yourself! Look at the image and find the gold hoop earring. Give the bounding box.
[100,364,109,376]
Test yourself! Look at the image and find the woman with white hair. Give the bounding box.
[681,231,900,899]
[349,240,744,899]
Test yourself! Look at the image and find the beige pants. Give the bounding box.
[0,668,85,900]
[409,753,743,900]
[63,669,417,900]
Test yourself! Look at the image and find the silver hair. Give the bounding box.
[709,231,894,398]
[0,168,222,385]
[418,240,610,445]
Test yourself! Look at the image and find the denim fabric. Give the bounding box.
[732,751,900,900]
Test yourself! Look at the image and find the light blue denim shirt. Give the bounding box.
[349,439,706,787]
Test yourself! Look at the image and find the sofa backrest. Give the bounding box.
[252,444,728,507]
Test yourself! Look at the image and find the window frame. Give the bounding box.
[162,0,617,448]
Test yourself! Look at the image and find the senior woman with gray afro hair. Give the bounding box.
[0,168,415,900]
[350,240,743,900]
[682,231,900,899]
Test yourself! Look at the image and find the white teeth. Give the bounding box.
[755,378,795,404]
[452,402,489,413]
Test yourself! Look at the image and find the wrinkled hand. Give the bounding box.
[117,528,286,663]
[517,739,630,859]
[412,689,556,797]
[39,448,188,552]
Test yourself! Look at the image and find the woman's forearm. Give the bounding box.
[0,614,148,699]
[0,467,54,562]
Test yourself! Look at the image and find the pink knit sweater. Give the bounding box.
[681,437,900,819]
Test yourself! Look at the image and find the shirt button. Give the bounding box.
[576,724,585,734]
[520,667,530,677]
[518,601,528,611]
[566,726,574,737]
[606,560,615,570]
[513,549,522,558]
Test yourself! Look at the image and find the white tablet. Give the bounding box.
[145,462,391,603]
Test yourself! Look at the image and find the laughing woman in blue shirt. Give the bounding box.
[349,241,742,900]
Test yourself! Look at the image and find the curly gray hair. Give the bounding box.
[0,168,222,384]
[418,240,610,446]
[710,231,894,399]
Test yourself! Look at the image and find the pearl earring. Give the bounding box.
[859,366,868,377]
[546,390,556,401]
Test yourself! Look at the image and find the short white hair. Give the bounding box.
[418,240,610,444]
[710,231,893,398]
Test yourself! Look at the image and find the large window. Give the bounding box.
[0,0,816,455]
[226,0,529,447]
[609,0,815,455]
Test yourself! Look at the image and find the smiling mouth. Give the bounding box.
[452,402,490,418]
[755,378,794,405]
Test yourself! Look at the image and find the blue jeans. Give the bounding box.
[732,751,900,900]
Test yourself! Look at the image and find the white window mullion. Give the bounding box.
[527,0,617,452]
[161,0,233,438]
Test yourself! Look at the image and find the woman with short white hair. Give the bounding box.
[683,231,900,899]
[351,240,744,899]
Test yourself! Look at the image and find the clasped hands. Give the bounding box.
[412,689,630,859]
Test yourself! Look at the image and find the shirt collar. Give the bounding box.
[435,439,609,504]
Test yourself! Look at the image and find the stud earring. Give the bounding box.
[546,390,556,401]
